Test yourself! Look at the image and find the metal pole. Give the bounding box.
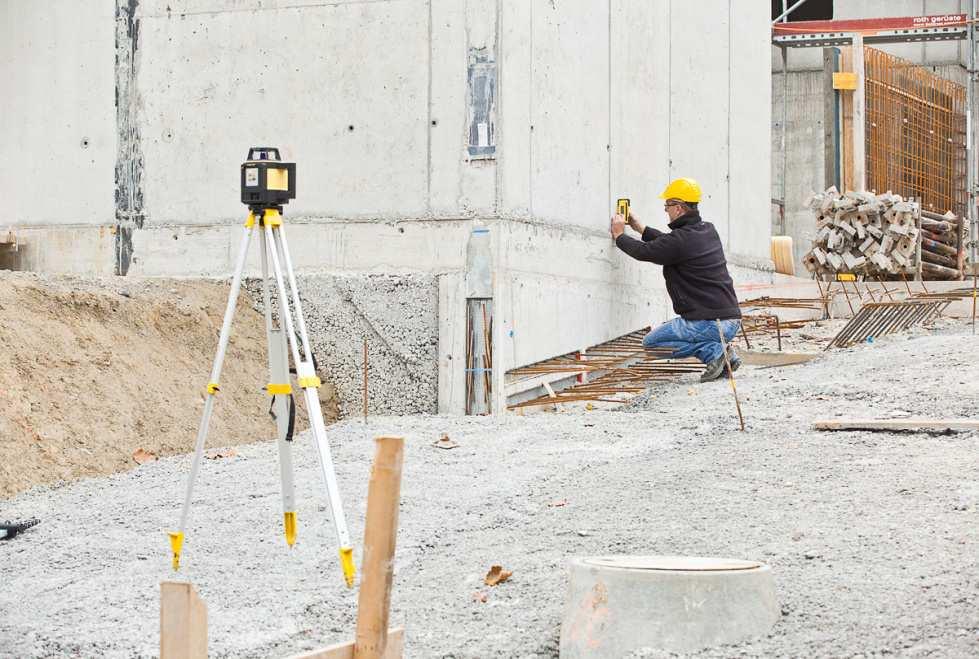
[969,0,978,276]
[715,320,745,432]
[971,0,978,334]
[781,44,788,235]
[266,223,355,586]
[772,0,811,25]
[170,223,254,570]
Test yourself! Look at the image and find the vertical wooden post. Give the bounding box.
[823,47,839,190]
[852,34,866,192]
[354,437,405,659]
[160,581,207,659]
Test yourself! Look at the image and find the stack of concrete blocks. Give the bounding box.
[2,0,774,414]
[802,187,923,277]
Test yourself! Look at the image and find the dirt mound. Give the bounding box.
[0,272,338,498]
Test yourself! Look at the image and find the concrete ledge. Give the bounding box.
[560,556,778,656]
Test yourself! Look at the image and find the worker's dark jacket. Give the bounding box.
[614,210,741,321]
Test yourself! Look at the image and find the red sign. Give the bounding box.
[773,14,967,36]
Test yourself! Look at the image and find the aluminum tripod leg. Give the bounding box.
[169,223,255,570]
[264,221,356,587]
[259,228,297,547]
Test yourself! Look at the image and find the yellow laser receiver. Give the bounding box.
[616,198,630,220]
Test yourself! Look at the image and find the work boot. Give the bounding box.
[699,354,727,382]
[726,346,742,377]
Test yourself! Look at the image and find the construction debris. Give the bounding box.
[825,299,950,349]
[507,330,705,409]
[204,449,238,460]
[0,517,40,540]
[484,565,512,586]
[433,434,458,450]
[803,188,926,278]
[739,352,819,368]
[814,418,979,432]
[132,448,159,465]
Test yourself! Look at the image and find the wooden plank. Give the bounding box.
[160,581,207,659]
[739,351,818,368]
[814,419,979,432]
[355,437,405,659]
[289,628,404,659]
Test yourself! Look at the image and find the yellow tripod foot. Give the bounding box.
[283,511,297,547]
[168,531,184,571]
[339,546,356,588]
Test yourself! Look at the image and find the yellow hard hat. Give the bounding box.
[659,177,702,203]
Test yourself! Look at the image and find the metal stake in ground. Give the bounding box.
[363,337,369,422]
[972,264,977,335]
[715,319,745,432]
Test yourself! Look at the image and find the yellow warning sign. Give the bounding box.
[833,72,858,90]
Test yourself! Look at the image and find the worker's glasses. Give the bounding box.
[664,202,681,210]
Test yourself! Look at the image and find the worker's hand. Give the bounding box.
[610,214,626,239]
[627,212,645,234]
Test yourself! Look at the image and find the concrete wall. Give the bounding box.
[486,0,772,396]
[3,0,774,413]
[0,0,117,273]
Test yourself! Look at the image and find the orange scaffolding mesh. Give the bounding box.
[841,46,967,218]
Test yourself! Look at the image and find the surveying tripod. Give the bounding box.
[168,165,355,587]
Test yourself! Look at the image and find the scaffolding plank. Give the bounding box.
[814,419,979,432]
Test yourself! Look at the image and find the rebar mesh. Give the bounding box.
[842,46,966,218]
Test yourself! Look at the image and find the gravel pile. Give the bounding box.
[1,322,977,657]
[245,272,438,417]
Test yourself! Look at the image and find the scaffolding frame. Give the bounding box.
[772,9,978,273]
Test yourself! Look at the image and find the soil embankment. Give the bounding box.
[0,272,337,497]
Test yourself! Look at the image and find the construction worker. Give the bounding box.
[609,177,742,382]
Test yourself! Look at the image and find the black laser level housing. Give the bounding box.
[240,147,296,209]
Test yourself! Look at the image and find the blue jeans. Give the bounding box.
[643,318,741,365]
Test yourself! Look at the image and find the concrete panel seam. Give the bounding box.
[528,0,534,216]
[493,0,503,212]
[727,0,732,249]
[115,0,146,276]
[607,0,612,215]
[426,0,433,214]
[667,0,672,176]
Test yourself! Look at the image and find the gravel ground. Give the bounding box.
[2,322,978,658]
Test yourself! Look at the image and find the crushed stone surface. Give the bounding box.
[245,272,438,418]
[1,323,978,657]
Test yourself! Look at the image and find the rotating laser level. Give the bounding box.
[168,148,356,588]
[240,147,296,208]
